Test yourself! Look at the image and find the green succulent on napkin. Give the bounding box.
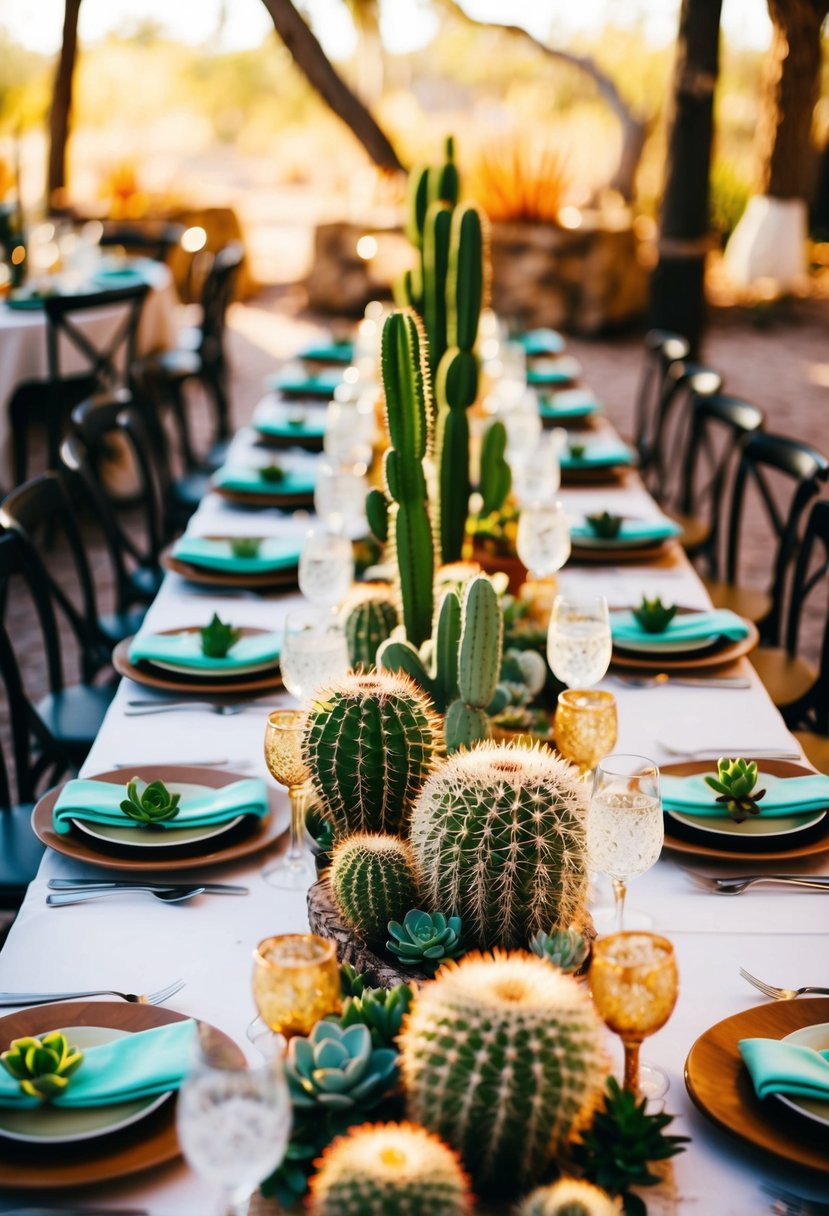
[569,442,587,460]
[287,411,307,429]
[632,596,677,634]
[200,613,241,658]
[586,512,623,539]
[260,463,286,483]
[386,909,464,971]
[120,777,181,825]
[704,757,767,823]
[530,927,590,974]
[1,1032,84,1101]
[230,537,262,559]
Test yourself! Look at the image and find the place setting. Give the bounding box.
[609,597,759,671]
[568,510,683,563]
[211,451,318,509]
[250,395,328,450]
[162,532,302,591]
[559,433,636,483]
[538,386,603,425]
[265,362,344,399]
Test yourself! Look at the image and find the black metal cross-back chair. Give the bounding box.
[646,363,724,505]
[773,499,829,771]
[0,622,46,909]
[99,220,185,264]
[9,281,150,485]
[632,330,690,477]
[705,432,829,650]
[658,392,765,576]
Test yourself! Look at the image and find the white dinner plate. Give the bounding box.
[666,807,826,840]
[0,1026,171,1144]
[573,533,667,551]
[614,633,719,655]
[147,656,279,678]
[775,1022,829,1130]
[70,781,245,849]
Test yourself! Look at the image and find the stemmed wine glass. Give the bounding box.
[263,709,314,889]
[516,501,571,583]
[176,1052,292,1216]
[279,606,350,705]
[587,754,663,932]
[547,595,612,688]
[589,931,679,1099]
[298,526,354,609]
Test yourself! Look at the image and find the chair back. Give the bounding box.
[647,363,723,502]
[43,282,150,390]
[99,222,184,263]
[785,499,829,734]
[198,241,244,361]
[633,330,690,472]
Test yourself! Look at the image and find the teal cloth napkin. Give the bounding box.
[297,340,354,364]
[539,390,600,419]
[0,1020,196,1108]
[128,628,281,670]
[53,776,270,835]
[253,405,326,440]
[517,328,565,356]
[213,465,317,497]
[172,536,300,574]
[91,267,146,289]
[740,1037,829,1101]
[661,771,829,819]
[571,518,682,543]
[611,608,749,646]
[561,443,633,469]
[528,365,574,386]
[6,293,48,310]
[267,368,343,397]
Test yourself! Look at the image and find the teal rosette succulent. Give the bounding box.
[120,778,181,825]
[387,909,464,971]
[586,512,623,540]
[704,757,767,823]
[1,1032,84,1101]
[330,981,414,1049]
[286,1022,397,1112]
[530,928,590,975]
[200,613,241,658]
[632,596,677,634]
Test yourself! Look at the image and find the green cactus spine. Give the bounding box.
[409,741,589,946]
[345,586,399,670]
[400,951,607,1192]
[381,310,435,648]
[478,420,512,515]
[303,671,439,838]
[330,834,421,944]
[309,1121,473,1216]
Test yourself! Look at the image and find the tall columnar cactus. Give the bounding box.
[400,952,607,1192]
[303,671,439,838]
[330,834,421,945]
[345,585,399,670]
[309,1121,473,1216]
[409,741,588,947]
[422,201,453,380]
[381,310,435,648]
[398,137,460,318]
[518,1179,623,1216]
[478,419,512,515]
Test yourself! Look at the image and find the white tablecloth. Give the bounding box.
[0,261,177,486]
[0,417,826,1213]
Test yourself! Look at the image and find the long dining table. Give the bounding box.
[0,386,826,1214]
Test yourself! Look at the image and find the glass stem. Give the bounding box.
[287,784,307,863]
[622,1038,641,1096]
[612,878,627,932]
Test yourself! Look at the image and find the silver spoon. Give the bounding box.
[47,887,206,907]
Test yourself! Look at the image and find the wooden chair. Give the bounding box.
[632,330,690,478]
[99,221,184,264]
[647,364,724,508]
[706,433,829,643]
[9,281,150,484]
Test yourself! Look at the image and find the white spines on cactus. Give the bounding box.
[400,952,607,1193]
[518,1178,623,1216]
[309,1121,473,1216]
[408,740,588,947]
[330,833,421,944]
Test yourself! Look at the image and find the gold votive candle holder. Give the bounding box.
[554,689,618,775]
[252,933,341,1039]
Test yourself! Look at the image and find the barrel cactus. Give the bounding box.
[345,585,399,670]
[409,741,588,947]
[303,671,439,838]
[400,951,607,1192]
[330,834,421,945]
[309,1121,473,1216]
[518,1179,623,1216]
[286,1022,397,1113]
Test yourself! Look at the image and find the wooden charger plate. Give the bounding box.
[254,425,324,452]
[32,766,288,872]
[611,618,759,672]
[212,483,315,510]
[570,539,681,565]
[113,628,283,696]
[162,544,299,591]
[0,1000,243,1189]
[685,997,829,1175]
[661,758,829,861]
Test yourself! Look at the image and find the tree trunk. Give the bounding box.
[259,0,402,172]
[756,0,829,201]
[48,0,82,207]
[649,0,723,355]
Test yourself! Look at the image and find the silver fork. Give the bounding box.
[0,977,185,1008]
[614,674,751,689]
[688,873,829,894]
[124,703,265,717]
[739,967,829,1001]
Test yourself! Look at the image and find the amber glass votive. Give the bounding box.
[252,934,341,1039]
[554,689,618,775]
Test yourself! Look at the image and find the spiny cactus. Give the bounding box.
[365,487,389,545]
[518,1179,623,1216]
[309,1121,473,1216]
[304,671,439,838]
[423,202,453,379]
[530,928,590,975]
[398,137,460,334]
[409,741,588,947]
[345,585,399,670]
[330,833,421,945]
[478,420,512,516]
[400,951,607,1192]
[381,310,435,648]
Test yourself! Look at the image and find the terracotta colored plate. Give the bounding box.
[611,618,759,671]
[113,628,283,695]
[213,484,314,510]
[685,997,829,1175]
[161,546,299,591]
[0,1001,243,1189]
[560,464,632,485]
[32,766,288,872]
[253,426,324,452]
[661,758,829,861]
[571,539,681,565]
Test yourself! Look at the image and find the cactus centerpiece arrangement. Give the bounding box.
[704,757,767,823]
[409,741,589,948]
[518,1178,623,1216]
[387,910,464,971]
[400,952,606,1192]
[632,596,677,634]
[344,584,399,670]
[303,671,439,838]
[530,927,590,975]
[331,980,414,1050]
[330,834,422,945]
[308,1121,473,1216]
[0,1032,84,1101]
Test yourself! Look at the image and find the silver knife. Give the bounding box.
[48,880,248,894]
